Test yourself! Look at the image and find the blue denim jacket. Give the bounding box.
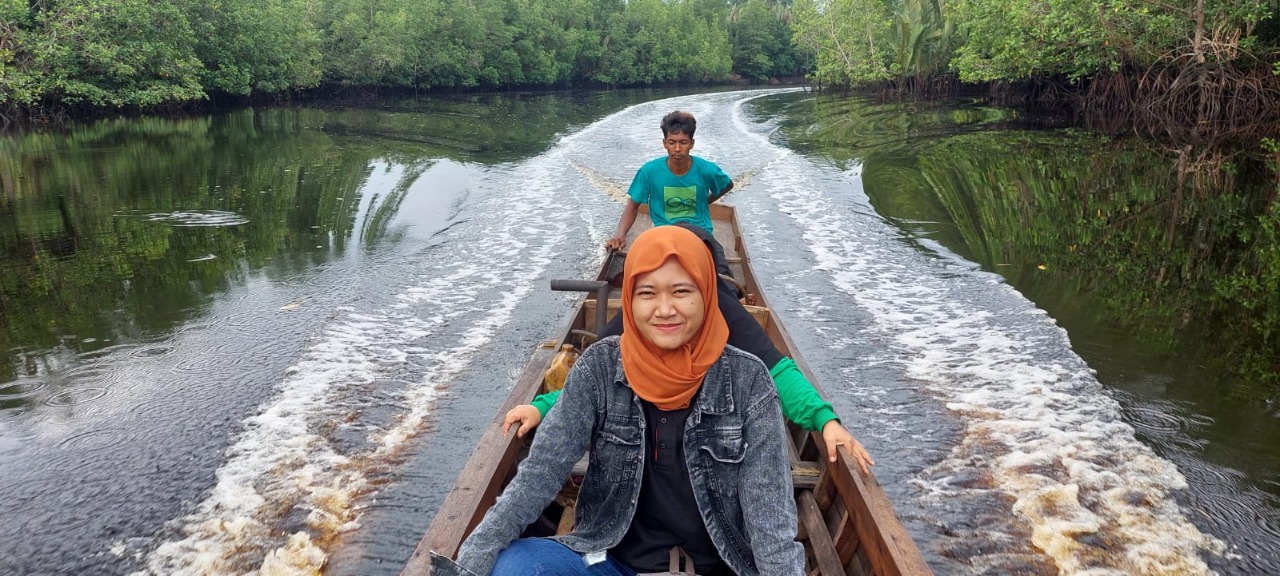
[430,336,803,576]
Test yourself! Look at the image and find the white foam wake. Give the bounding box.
[730,102,1226,574]
[134,153,571,574]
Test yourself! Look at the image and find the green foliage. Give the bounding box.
[4,0,206,108]
[0,1,36,105]
[184,0,324,94]
[789,0,1276,89]
[589,0,731,86]
[790,0,960,85]
[730,0,806,81]
[0,0,781,112]
[948,0,1274,82]
[947,0,1111,82]
[312,0,733,89]
[791,0,895,84]
[4,0,1273,109]
[886,0,960,81]
[320,0,428,87]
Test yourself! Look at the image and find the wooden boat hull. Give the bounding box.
[403,204,932,576]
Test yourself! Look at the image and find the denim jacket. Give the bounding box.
[430,336,803,576]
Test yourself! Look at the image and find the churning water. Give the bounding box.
[2,89,1273,575]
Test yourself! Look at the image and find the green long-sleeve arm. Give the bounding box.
[769,357,838,432]
[531,388,561,419]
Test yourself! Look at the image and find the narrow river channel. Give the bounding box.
[1,88,1277,575]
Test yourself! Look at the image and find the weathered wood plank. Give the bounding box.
[799,490,847,576]
[792,461,823,491]
[829,500,859,567]
[830,457,933,576]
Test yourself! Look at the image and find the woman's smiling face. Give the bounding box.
[630,256,705,350]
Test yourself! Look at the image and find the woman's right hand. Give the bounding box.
[604,235,625,251]
[502,405,543,438]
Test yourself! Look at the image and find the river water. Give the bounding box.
[1,88,1277,575]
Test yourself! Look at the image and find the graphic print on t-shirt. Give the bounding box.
[663,185,697,220]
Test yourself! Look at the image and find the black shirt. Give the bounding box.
[610,400,732,575]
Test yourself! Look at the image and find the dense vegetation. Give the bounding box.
[792,0,1280,117]
[792,0,1279,82]
[0,0,809,116]
[4,0,1278,117]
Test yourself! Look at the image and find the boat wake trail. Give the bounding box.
[134,155,571,574]
[728,104,1227,574]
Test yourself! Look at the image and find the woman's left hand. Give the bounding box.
[821,420,874,474]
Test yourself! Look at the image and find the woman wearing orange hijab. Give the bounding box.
[431,226,803,576]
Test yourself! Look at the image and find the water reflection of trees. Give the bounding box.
[1075,118,1278,399]
[0,110,386,392]
[934,133,1277,399]
[0,89,672,400]
[786,93,1280,399]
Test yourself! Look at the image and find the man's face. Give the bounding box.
[662,131,694,161]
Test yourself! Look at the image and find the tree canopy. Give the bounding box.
[791,0,1277,88]
[4,0,1276,115]
[1,0,808,114]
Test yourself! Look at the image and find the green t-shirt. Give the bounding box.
[627,155,732,234]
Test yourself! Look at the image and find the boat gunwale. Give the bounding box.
[729,208,931,576]
[402,304,578,569]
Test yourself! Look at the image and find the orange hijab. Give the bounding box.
[620,226,730,410]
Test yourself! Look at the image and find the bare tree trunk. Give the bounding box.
[1192,0,1206,65]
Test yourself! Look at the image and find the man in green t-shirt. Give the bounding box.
[605,110,735,251]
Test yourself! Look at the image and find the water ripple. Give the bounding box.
[0,380,49,400]
[1125,404,1193,435]
[1193,490,1280,537]
[57,428,124,449]
[131,346,174,358]
[78,343,139,361]
[143,210,249,227]
[44,388,110,407]
[1181,461,1246,486]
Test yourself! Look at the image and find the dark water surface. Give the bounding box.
[1,88,1277,575]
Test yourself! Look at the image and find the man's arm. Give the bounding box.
[605,199,641,250]
[708,181,734,204]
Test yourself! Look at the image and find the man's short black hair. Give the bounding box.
[661,111,696,138]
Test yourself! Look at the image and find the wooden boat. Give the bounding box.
[402,204,933,576]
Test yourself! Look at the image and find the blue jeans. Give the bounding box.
[491,538,636,576]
